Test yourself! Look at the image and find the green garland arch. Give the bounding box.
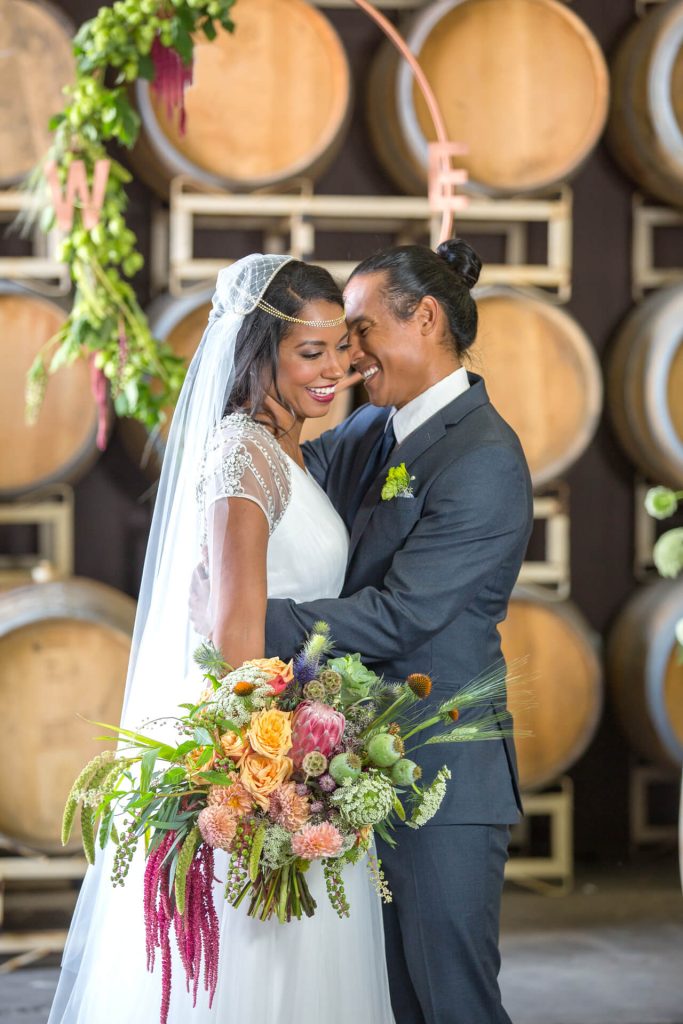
[27,0,238,441]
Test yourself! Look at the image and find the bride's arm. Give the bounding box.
[209,497,269,667]
[265,445,531,663]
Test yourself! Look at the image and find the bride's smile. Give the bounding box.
[268,299,351,421]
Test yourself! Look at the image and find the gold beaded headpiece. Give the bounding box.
[257,298,346,328]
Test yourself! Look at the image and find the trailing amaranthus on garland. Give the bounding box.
[26,0,237,442]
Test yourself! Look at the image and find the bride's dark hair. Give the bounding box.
[225,259,343,429]
[348,238,481,358]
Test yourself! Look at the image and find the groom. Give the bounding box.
[265,245,532,1024]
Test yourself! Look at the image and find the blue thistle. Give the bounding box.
[293,650,318,685]
[293,622,333,684]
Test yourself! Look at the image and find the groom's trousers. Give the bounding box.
[377,824,512,1024]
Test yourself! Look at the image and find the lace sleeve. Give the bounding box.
[197,413,292,538]
[190,415,291,639]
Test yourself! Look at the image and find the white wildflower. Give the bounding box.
[407,766,452,828]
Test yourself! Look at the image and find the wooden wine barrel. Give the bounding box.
[367,0,609,196]
[608,578,683,766]
[0,0,75,184]
[0,285,100,497]
[134,0,351,195]
[608,286,683,487]
[500,586,603,791]
[120,290,354,475]
[609,1,683,207]
[0,579,136,852]
[473,287,603,488]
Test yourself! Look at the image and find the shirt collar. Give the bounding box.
[388,366,471,445]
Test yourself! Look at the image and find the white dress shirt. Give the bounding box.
[388,366,470,445]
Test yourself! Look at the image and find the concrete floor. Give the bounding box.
[500,859,683,1024]
[1,859,681,1024]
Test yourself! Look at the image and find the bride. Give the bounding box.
[48,255,395,1023]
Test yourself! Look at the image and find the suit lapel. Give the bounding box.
[347,376,490,566]
[341,415,387,529]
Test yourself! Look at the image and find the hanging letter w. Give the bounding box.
[44,159,111,231]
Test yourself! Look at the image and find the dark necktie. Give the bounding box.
[347,419,397,525]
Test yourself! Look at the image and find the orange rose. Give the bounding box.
[220,730,249,762]
[243,658,294,684]
[247,708,292,760]
[185,747,216,779]
[239,752,293,810]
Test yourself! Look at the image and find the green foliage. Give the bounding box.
[61,795,78,847]
[175,825,200,915]
[61,750,116,845]
[327,652,380,704]
[81,804,97,864]
[28,0,237,431]
[249,823,267,883]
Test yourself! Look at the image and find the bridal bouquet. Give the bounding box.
[62,623,519,1022]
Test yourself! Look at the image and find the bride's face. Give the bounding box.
[273,301,351,420]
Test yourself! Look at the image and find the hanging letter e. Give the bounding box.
[44,159,111,231]
[428,143,469,215]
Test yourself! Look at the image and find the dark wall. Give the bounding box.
[3,0,665,859]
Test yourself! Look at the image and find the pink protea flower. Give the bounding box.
[292,822,344,860]
[207,781,252,817]
[268,782,310,831]
[197,806,237,850]
[290,701,345,768]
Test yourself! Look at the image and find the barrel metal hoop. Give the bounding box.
[645,593,683,763]
[648,11,683,168]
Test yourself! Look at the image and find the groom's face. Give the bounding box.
[344,271,435,409]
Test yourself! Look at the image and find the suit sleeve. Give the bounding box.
[265,444,531,661]
[302,404,381,490]
[301,423,347,489]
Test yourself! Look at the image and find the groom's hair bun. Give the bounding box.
[436,238,482,291]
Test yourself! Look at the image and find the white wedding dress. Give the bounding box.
[49,415,395,1024]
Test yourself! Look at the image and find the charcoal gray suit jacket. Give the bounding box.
[265,374,533,825]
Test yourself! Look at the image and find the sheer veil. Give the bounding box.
[122,253,294,726]
[48,254,294,1023]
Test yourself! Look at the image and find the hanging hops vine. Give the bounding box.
[27,0,237,441]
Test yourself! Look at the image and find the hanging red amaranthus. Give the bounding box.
[151,37,194,134]
[89,355,108,451]
[144,831,219,1024]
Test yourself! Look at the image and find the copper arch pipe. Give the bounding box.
[351,0,464,240]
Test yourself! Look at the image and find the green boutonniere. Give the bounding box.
[381,463,415,501]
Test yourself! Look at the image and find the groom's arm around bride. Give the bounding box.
[266,240,533,1024]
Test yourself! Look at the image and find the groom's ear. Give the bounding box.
[415,295,441,337]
